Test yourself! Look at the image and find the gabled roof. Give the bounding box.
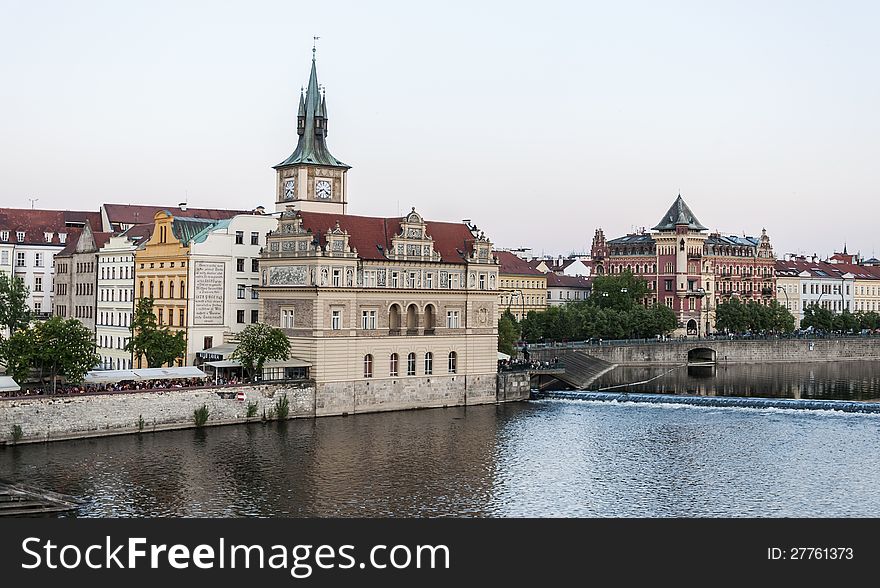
[652,194,707,231]
[774,259,880,280]
[546,273,592,289]
[0,208,102,245]
[495,251,545,276]
[295,211,478,263]
[103,204,249,229]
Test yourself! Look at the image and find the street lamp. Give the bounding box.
[508,289,525,321]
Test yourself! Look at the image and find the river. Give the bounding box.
[2,361,880,517]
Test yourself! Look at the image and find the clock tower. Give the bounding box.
[274,49,351,214]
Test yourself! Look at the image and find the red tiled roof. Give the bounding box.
[495,250,545,276]
[54,229,84,257]
[774,259,880,280]
[103,203,252,228]
[546,273,593,288]
[297,211,478,263]
[0,208,102,245]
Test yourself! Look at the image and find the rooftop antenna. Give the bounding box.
[28,197,38,209]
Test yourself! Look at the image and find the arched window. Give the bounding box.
[363,354,373,378]
[407,352,416,376]
[424,304,435,332]
[389,304,401,332]
[406,304,419,331]
[180,281,186,299]
[159,281,164,299]
[139,281,145,298]
[448,351,457,374]
[390,353,399,377]
[169,281,174,299]
[424,352,433,375]
[149,281,154,298]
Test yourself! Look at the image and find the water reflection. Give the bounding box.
[589,360,880,401]
[2,384,880,517]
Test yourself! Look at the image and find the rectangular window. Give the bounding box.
[363,271,376,287]
[282,308,295,329]
[407,272,417,288]
[158,309,164,325]
[237,309,245,323]
[391,271,399,288]
[237,284,246,299]
[331,309,341,330]
[0,251,7,265]
[333,269,341,287]
[236,258,245,272]
[16,252,25,267]
[479,274,486,290]
[361,310,377,330]
[0,231,7,241]
[204,336,213,350]
[34,276,42,292]
[665,279,673,292]
[34,253,43,267]
[665,297,673,308]
[235,231,244,244]
[252,288,259,299]
[34,301,41,314]
[251,232,259,245]
[251,310,259,323]
[446,310,460,328]
[252,259,259,272]
[426,273,433,288]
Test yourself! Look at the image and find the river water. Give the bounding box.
[2,361,880,517]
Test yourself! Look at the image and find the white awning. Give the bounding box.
[0,376,20,393]
[265,358,312,368]
[204,360,243,369]
[498,352,511,361]
[84,366,207,384]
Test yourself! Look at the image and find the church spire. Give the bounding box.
[274,50,349,170]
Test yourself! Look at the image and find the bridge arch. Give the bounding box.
[687,347,717,364]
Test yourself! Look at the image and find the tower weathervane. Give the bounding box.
[313,36,320,59]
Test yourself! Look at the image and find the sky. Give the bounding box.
[1,1,878,259]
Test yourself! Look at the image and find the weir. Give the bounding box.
[533,390,880,414]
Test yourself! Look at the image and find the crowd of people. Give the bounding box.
[498,357,560,372]
[9,377,213,398]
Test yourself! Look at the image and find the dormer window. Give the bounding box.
[59,233,67,244]
[44,232,53,243]
[0,231,8,241]
[16,231,25,242]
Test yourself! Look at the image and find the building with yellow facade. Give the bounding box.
[495,250,547,320]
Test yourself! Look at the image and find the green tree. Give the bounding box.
[801,303,834,332]
[231,323,291,381]
[520,310,544,343]
[832,310,859,333]
[126,298,187,367]
[0,328,36,384]
[0,273,32,334]
[497,309,521,357]
[31,317,99,390]
[857,311,880,331]
[591,271,649,310]
[767,300,796,334]
[715,299,750,333]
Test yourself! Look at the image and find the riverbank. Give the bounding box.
[0,373,531,445]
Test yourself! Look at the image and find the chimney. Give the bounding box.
[255,206,266,215]
[179,202,187,212]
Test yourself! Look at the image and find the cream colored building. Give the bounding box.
[258,53,499,405]
[495,250,547,320]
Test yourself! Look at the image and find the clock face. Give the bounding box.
[283,179,295,200]
[315,179,332,199]
[407,228,420,238]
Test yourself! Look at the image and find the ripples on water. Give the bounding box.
[2,397,879,517]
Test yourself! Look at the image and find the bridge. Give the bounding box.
[527,335,880,367]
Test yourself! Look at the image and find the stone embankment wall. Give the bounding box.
[531,338,880,366]
[1,373,531,445]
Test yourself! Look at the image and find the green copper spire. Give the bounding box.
[275,51,349,170]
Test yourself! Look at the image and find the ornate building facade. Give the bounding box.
[258,53,500,410]
[592,195,776,335]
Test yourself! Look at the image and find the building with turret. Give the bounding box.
[592,195,776,335]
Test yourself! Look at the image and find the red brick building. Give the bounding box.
[591,195,776,335]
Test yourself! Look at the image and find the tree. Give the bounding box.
[715,299,750,333]
[832,310,859,334]
[801,303,834,332]
[30,317,99,390]
[857,311,880,331]
[520,310,544,343]
[231,323,290,381]
[0,273,32,334]
[497,309,521,357]
[591,271,649,310]
[126,298,187,368]
[767,300,796,334]
[0,328,35,384]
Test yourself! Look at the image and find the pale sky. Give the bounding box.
[1,1,878,259]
